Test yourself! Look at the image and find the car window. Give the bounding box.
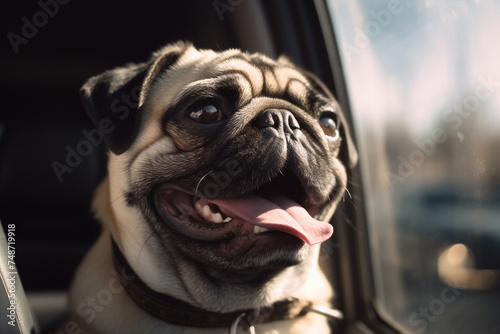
[327,1,500,333]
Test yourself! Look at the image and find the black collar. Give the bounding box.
[111,238,314,328]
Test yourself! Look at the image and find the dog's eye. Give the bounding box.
[189,105,223,124]
[319,112,339,139]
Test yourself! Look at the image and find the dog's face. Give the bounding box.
[81,42,356,299]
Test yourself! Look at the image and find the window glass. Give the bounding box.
[327,1,500,333]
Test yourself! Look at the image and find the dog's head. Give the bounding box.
[81,41,356,301]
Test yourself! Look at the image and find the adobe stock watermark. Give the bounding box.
[212,0,244,22]
[342,0,404,64]
[6,0,71,54]
[408,285,462,333]
[51,85,141,183]
[386,74,500,191]
[50,266,136,334]
[193,158,244,199]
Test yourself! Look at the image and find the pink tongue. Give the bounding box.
[211,195,333,245]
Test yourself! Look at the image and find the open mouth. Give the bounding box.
[154,172,333,247]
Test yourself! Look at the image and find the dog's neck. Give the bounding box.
[111,237,319,328]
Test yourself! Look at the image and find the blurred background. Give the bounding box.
[329,0,500,333]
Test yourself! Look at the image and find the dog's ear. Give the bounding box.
[278,56,358,168]
[80,42,189,154]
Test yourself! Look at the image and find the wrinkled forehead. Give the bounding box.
[143,47,313,114]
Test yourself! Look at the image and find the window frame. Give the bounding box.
[309,1,405,333]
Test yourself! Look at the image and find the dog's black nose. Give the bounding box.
[256,109,300,138]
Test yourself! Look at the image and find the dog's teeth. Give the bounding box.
[223,217,233,223]
[254,226,271,234]
[202,205,211,218]
[212,212,224,223]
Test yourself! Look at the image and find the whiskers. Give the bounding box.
[137,231,155,261]
[194,171,211,196]
[334,176,354,206]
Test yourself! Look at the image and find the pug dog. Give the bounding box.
[66,41,357,334]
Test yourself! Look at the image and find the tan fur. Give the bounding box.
[68,226,333,333]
